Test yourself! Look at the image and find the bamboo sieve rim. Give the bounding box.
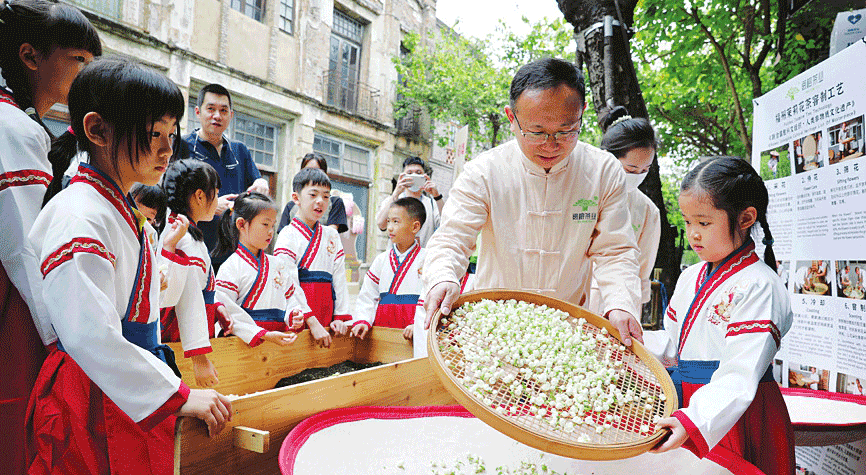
[427,289,679,461]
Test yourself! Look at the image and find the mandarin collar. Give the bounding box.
[515,140,577,177]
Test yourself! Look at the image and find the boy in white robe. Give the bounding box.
[274,168,351,333]
[350,198,427,356]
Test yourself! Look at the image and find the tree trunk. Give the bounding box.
[559,0,681,318]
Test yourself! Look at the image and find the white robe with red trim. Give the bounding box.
[28,164,188,424]
[644,242,793,459]
[158,217,218,357]
[273,218,351,322]
[351,242,426,329]
[0,98,54,344]
[215,245,310,339]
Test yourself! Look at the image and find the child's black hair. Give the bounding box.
[160,159,221,241]
[392,197,426,228]
[213,191,278,257]
[292,167,331,194]
[130,183,167,230]
[0,0,101,119]
[43,56,185,206]
[599,106,657,159]
[681,156,776,271]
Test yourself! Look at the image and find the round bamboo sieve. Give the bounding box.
[427,289,678,460]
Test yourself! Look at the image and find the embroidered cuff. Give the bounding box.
[351,320,371,329]
[334,314,352,322]
[161,248,189,265]
[138,382,190,432]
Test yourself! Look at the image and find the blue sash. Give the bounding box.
[202,289,215,305]
[245,308,287,323]
[670,361,774,407]
[299,269,336,302]
[379,293,420,305]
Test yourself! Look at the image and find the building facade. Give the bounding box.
[60,0,440,267]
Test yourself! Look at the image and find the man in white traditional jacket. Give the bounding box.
[422,58,644,346]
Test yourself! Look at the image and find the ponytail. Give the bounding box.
[760,219,777,272]
[160,158,220,242]
[42,130,77,206]
[213,207,240,259]
[211,191,277,258]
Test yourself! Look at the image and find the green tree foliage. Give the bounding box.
[393,31,511,151]
[393,17,604,152]
[632,0,843,164]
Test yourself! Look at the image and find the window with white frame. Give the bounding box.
[234,115,278,169]
[279,0,294,34]
[313,133,371,180]
[231,0,264,22]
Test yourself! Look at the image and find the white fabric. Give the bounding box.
[643,252,793,451]
[214,247,310,337]
[589,188,661,311]
[273,220,350,318]
[29,176,183,422]
[423,140,641,316]
[350,242,426,327]
[290,414,732,475]
[0,101,54,344]
[158,228,213,355]
[377,192,441,248]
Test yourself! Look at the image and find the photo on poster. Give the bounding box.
[776,260,791,289]
[795,466,817,475]
[793,132,826,174]
[837,372,866,395]
[835,260,866,299]
[828,115,864,165]
[759,144,791,180]
[792,260,832,296]
[788,362,830,391]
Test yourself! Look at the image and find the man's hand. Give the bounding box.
[162,214,189,253]
[424,281,461,329]
[392,172,412,198]
[247,178,269,196]
[423,179,439,198]
[605,309,644,347]
[215,194,238,216]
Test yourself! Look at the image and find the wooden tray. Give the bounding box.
[427,289,678,461]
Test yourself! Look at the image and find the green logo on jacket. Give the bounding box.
[573,196,599,212]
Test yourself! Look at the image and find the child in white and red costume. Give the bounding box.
[350,197,426,353]
[645,157,794,475]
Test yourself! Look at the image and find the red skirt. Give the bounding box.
[26,349,174,475]
[160,304,219,342]
[682,380,795,475]
[0,262,47,475]
[300,282,334,328]
[373,303,415,329]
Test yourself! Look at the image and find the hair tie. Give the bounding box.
[610,115,633,128]
[67,125,75,136]
[762,237,774,246]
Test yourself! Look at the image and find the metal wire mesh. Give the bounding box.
[433,300,671,447]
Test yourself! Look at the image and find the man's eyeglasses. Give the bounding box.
[513,115,582,145]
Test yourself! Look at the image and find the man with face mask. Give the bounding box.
[421,58,643,347]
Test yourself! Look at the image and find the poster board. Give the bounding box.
[752,39,866,475]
